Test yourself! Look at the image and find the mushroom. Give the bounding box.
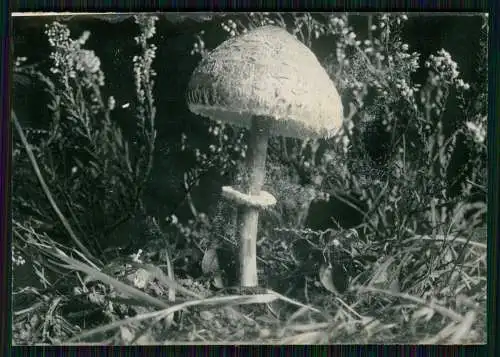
[186,25,343,288]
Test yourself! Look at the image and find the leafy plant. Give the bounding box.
[13,16,158,261]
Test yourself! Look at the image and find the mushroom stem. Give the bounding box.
[238,116,271,287]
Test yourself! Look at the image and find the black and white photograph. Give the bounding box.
[11,12,488,344]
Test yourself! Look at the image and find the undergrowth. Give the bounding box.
[12,13,487,344]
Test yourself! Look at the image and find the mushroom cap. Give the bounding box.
[186,25,343,139]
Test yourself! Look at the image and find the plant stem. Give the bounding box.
[237,116,271,287]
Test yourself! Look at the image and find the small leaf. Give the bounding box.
[213,273,225,289]
[319,264,338,294]
[202,248,220,274]
[412,306,435,322]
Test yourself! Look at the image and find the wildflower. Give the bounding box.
[134,15,158,40]
[465,121,486,144]
[78,30,91,44]
[425,49,461,84]
[456,78,470,90]
[75,49,101,74]
[12,249,26,266]
[14,56,27,67]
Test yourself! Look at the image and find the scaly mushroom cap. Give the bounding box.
[186,25,343,139]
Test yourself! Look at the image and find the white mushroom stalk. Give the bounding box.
[186,25,343,288]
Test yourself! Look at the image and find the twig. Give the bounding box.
[354,286,465,322]
[402,233,486,250]
[418,321,458,344]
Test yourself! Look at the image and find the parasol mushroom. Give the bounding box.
[186,25,343,288]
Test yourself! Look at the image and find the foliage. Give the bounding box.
[12,13,487,344]
[13,16,158,261]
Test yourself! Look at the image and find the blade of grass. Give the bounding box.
[418,321,458,344]
[403,233,486,249]
[264,289,321,314]
[66,293,279,343]
[41,246,172,310]
[448,311,476,343]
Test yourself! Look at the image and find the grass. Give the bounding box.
[12,212,486,344]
